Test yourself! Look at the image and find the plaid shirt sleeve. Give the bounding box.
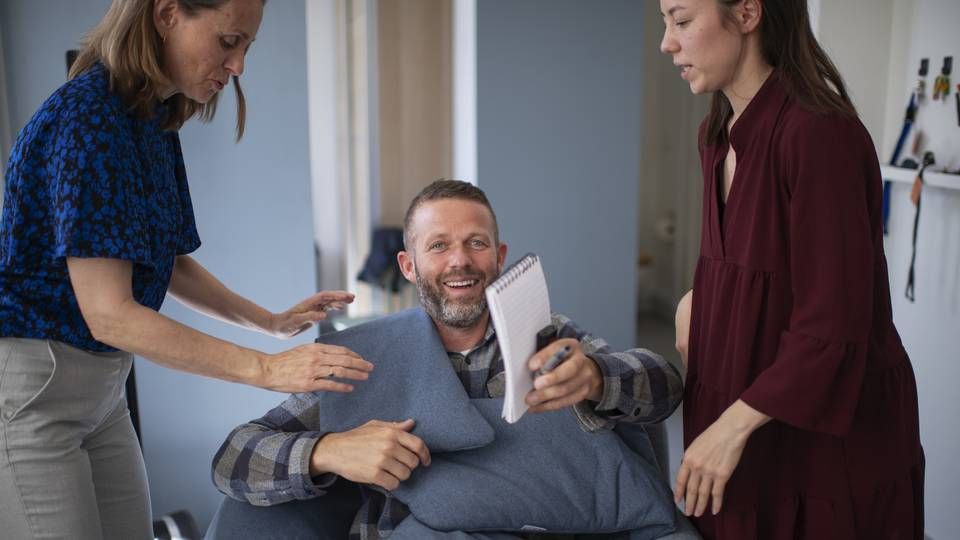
[210,392,336,506]
[550,313,684,432]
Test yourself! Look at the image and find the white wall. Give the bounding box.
[820,0,958,169]
[815,1,960,537]
[885,179,960,540]
[816,0,895,157]
[806,0,821,36]
[878,2,959,538]
[885,0,959,171]
[879,0,918,166]
[452,0,477,185]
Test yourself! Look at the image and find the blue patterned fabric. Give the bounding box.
[0,63,201,352]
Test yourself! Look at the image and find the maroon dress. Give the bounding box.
[685,74,924,539]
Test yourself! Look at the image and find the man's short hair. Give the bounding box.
[403,179,499,250]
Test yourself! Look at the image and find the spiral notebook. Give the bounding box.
[484,253,552,423]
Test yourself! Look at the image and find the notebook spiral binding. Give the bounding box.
[488,253,540,294]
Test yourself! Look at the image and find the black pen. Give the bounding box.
[538,345,572,376]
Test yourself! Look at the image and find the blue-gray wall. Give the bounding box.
[1,0,317,531]
[0,0,110,131]
[477,0,643,349]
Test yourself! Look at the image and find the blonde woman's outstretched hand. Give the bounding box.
[268,290,355,338]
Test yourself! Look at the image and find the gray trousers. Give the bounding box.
[0,338,152,540]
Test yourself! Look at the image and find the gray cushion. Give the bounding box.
[392,398,678,538]
[205,481,362,540]
[392,513,701,540]
[391,516,521,539]
[314,308,494,452]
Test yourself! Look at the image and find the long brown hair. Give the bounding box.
[69,0,263,140]
[704,0,856,145]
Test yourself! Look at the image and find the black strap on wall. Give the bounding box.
[905,153,936,302]
[905,190,921,302]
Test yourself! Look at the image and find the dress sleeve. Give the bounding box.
[169,133,201,255]
[50,99,153,265]
[739,113,876,437]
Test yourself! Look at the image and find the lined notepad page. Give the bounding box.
[484,254,552,423]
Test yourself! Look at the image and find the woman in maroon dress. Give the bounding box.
[661,0,924,538]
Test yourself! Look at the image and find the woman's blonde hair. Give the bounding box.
[69,0,262,140]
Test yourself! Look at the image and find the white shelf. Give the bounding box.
[880,164,960,192]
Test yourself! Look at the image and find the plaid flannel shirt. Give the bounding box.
[211,313,683,539]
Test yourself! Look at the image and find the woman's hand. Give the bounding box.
[675,289,693,369]
[258,343,373,393]
[675,399,769,517]
[268,290,355,338]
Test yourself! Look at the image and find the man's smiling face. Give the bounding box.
[400,198,506,330]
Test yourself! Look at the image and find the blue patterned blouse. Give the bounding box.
[0,63,201,352]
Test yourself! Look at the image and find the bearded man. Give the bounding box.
[209,180,687,540]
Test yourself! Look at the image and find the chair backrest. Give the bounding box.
[645,422,670,481]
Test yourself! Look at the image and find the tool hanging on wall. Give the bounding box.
[905,151,936,303]
[884,58,928,235]
[955,84,959,126]
[911,130,926,155]
[916,58,929,103]
[888,93,918,167]
[933,56,952,100]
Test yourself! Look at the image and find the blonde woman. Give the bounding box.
[0,1,372,538]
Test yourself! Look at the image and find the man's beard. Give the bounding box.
[415,263,494,329]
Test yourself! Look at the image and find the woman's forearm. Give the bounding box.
[168,255,275,335]
[720,399,771,440]
[67,257,368,394]
[91,295,267,386]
